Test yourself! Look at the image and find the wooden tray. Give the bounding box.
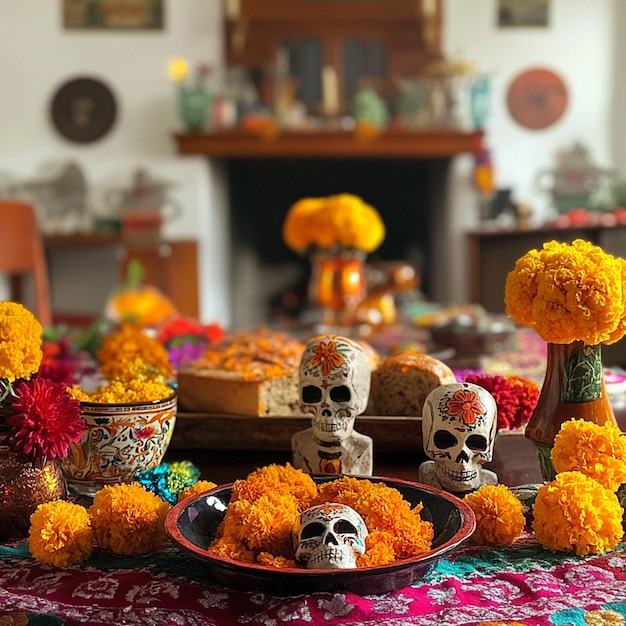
[171,413,422,453]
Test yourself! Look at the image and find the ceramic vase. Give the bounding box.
[525,341,617,481]
[308,249,367,329]
[61,392,177,497]
[178,85,211,131]
[0,446,67,541]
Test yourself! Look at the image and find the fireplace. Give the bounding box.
[175,129,484,328]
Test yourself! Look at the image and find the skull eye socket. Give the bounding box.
[334,520,358,535]
[329,385,351,403]
[302,386,322,404]
[301,522,325,540]
[466,434,488,451]
[433,429,458,449]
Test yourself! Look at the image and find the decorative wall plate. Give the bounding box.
[506,68,568,130]
[50,77,117,143]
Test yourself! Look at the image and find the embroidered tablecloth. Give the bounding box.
[1,534,625,626]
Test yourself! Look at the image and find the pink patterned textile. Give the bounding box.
[1,534,626,626]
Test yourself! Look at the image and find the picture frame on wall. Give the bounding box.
[62,0,164,31]
[497,0,549,28]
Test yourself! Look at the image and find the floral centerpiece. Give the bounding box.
[0,302,84,540]
[282,193,385,326]
[504,239,626,480]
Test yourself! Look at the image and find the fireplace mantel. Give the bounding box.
[173,129,484,159]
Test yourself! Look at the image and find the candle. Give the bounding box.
[322,66,339,118]
[226,0,240,19]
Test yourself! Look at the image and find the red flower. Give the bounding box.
[464,374,539,431]
[6,379,85,460]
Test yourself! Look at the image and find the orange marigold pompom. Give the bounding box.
[551,419,626,492]
[464,484,525,546]
[177,480,218,502]
[88,483,169,555]
[28,500,93,567]
[532,471,623,556]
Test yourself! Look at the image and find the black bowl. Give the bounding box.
[165,475,475,596]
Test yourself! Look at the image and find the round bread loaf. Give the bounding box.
[369,352,456,417]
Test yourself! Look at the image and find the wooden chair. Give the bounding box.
[0,200,52,328]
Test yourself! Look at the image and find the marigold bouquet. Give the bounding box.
[69,323,174,404]
[504,239,626,345]
[0,302,84,461]
[282,193,385,254]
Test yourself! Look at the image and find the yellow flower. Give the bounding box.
[464,484,525,546]
[0,302,43,384]
[532,471,623,556]
[168,57,189,83]
[88,483,169,555]
[97,323,174,381]
[504,239,626,345]
[28,500,93,567]
[69,377,173,404]
[282,193,385,253]
[106,285,177,328]
[551,419,626,492]
[208,464,433,568]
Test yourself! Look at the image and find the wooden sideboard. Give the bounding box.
[43,234,199,326]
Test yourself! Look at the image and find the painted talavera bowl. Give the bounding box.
[165,475,476,596]
[61,392,177,497]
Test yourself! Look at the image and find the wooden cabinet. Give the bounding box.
[224,0,442,114]
[44,234,199,325]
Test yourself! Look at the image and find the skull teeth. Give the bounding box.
[441,466,478,482]
[308,547,355,568]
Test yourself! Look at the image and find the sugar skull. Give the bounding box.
[299,335,370,443]
[421,382,497,492]
[294,502,368,569]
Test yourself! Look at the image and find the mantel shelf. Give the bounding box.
[173,129,484,159]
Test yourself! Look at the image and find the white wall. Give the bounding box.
[0,1,229,324]
[0,0,618,323]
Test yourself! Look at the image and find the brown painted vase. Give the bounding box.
[0,446,67,541]
[525,341,617,481]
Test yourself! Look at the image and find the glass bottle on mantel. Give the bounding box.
[525,340,617,481]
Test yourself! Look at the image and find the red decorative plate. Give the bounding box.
[507,68,568,130]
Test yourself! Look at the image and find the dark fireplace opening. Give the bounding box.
[227,157,435,326]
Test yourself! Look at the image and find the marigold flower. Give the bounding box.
[69,378,174,404]
[28,500,93,567]
[88,483,169,555]
[0,302,43,385]
[177,479,218,502]
[6,378,84,460]
[208,465,433,568]
[532,471,623,556]
[464,484,525,546]
[282,193,385,253]
[504,239,626,345]
[97,323,174,381]
[551,419,626,491]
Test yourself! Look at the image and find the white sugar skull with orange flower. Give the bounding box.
[419,382,497,493]
[298,335,370,444]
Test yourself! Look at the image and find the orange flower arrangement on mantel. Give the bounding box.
[504,239,626,480]
[282,193,386,327]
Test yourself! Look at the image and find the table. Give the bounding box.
[2,530,625,625]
